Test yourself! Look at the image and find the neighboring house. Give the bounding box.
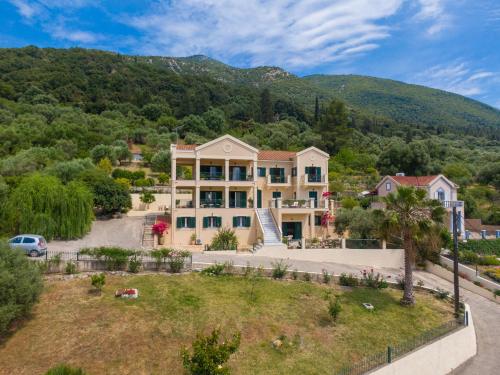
[464,219,500,239]
[170,134,331,248]
[129,144,143,162]
[373,174,465,236]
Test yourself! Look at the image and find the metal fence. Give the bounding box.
[335,317,465,375]
[345,239,382,249]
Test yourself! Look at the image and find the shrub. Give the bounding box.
[128,254,141,273]
[322,269,332,284]
[396,274,405,290]
[303,272,311,282]
[157,173,169,184]
[65,261,77,275]
[271,259,290,279]
[111,169,146,181]
[181,328,241,375]
[210,227,238,250]
[140,191,156,207]
[494,290,500,298]
[361,269,388,289]
[201,263,226,276]
[150,248,173,270]
[134,178,155,187]
[459,250,479,264]
[152,221,168,236]
[328,297,342,323]
[90,273,105,293]
[484,268,500,283]
[458,239,500,257]
[435,288,450,300]
[168,250,190,273]
[0,243,43,336]
[80,247,135,271]
[477,255,500,266]
[292,269,299,280]
[339,273,359,287]
[45,364,86,375]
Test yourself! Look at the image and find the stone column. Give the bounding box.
[310,212,315,239]
[225,186,230,208]
[195,158,200,181]
[195,186,200,209]
[225,158,230,182]
[253,160,258,182]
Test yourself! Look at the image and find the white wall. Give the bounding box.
[370,304,476,375]
[439,256,500,292]
[256,247,404,268]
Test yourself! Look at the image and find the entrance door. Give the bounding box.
[309,191,318,208]
[257,189,262,208]
[282,222,302,240]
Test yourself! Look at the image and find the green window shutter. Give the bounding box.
[200,191,206,201]
[316,167,321,176]
[216,217,222,227]
[233,216,238,227]
[280,168,285,177]
[188,217,196,228]
[305,166,310,174]
[203,217,208,228]
[241,191,247,208]
[176,217,182,228]
[245,216,251,227]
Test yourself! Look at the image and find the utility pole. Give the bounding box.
[452,205,460,316]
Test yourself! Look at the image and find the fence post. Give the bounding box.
[45,251,48,260]
[464,311,469,326]
[387,346,392,363]
[77,252,79,262]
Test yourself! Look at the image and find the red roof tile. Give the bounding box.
[176,144,197,150]
[258,150,296,161]
[391,175,438,186]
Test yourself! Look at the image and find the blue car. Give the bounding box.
[8,234,48,257]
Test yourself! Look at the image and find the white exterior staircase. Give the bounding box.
[255,209,286,250]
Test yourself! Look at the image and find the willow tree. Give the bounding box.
[378,186,445,305]
[6,174,93,240]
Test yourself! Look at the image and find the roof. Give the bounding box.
[176,144,197,150]
[390,175,439,186]
[258,150,296,161]
[465,218,500,233]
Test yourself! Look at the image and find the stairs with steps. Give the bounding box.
[141,214,157,248]
[255,209,286,250]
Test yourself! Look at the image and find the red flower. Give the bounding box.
[152,221,168,235]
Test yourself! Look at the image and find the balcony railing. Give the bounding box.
[229,175,253,181]
[441,200,464,208]
[267,175,291,184]
[176,199,193,208]
[281,199,309,208]
[270,198,329,209]
[200,172,224,180]
[200,199,224,208]
[303,174,326,184]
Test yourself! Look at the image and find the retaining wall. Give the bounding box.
[256,247,404,269]
[439,255,500,292]
[369,304,476,375]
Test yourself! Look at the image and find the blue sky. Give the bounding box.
[2,0,500,108]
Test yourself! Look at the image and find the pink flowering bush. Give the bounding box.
[152,221,168,235]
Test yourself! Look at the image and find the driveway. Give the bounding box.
[48,216,144,252]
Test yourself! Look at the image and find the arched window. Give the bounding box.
[436,188,445,201]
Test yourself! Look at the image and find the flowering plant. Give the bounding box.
[322,191,331,198]
[152,221,168,235]
[321,211,334,227]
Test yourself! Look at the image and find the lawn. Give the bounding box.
[0,273,454,375]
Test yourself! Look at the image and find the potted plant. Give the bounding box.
[152,221,168,245]
[248,197,254,208]
[190,233,197,245]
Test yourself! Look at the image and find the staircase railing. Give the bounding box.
[269,209,283,239]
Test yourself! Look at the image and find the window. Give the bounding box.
[200,165,223,180]
[203,216,222,228]
[269,167,285,183]
[233,216,251,228]
[291,167,297,177]
[200,191,223,207]
[22,237,35,244]
[229,191,247,208]
[176,217,195,228]
[436,188,445,201]
[230,166,247,181]
[386,182,391,191]
[9,236,22,244]
[257,167,266,177]
[272,191,282,199]
[305,166,321,182]
[314,215,322,226]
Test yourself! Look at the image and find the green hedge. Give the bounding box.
[458,239,500,257]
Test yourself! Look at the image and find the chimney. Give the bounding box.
[396,172,405,176]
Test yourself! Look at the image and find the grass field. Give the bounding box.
[0,273,454,375]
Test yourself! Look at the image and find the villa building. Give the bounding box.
[374,174,465,236]
[169,135,331,249]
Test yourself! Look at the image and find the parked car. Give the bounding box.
[8,234,47,257]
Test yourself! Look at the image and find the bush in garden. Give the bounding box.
[181,328,241,375]
[328,297,342,323]
[477,255,500,266]
[458,239,500,257]
[0,242,43,336]
[151,248,173,270]
[128,254,142,273]
[90,273,105,293]
[292,269,299,280]
[361,269,388,289]
[65,261,77,275]
[80,247,135,271]
[484,268,500,283]
[322,269,332,284]
[45,364,86,375]
[201,263,226,276]
[458,250,479,264]
[210,227,238,250]
[140,191,155,208]
[271,259,289,279]
[303,272,311,282]
[339,273,359,287]
[168,250,190,273]
[435,288,450,300]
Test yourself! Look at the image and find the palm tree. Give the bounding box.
[378,186,445,305]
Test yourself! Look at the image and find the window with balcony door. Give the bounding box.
[229,166,247,181]
[200,191,223,207]
[200,165,223,180]
[305,166,321,182]
[269,167,285,183]
[436,188,445,201]
[229,191,247,208]
[257,167,266,177]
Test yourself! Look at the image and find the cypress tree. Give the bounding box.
[260,88,273,123]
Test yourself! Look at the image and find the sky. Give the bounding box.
[1,0,500,109]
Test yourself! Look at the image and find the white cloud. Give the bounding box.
[413,0,450,35]
[413,61,497,97]
[45,19,103,43]
[9,0,42,19]
[124,0,404,68]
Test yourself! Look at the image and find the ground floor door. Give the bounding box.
[257,189,262,208]
[309,191,318,208]
[282,222,302,240]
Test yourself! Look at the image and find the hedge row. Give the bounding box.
[458,239,500,256]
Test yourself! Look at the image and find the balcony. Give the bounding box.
[200,172,224,181]
[270,198,329,209]
[302,174,327,185]
[200,199,224,208]
[441,200,464,209]
[229,175,253,181]
[176,199,193,208]
[267,175,291,185]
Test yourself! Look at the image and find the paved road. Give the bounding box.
[193,253,499,375]
[48,216,144,252]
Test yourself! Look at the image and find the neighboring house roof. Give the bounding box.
[375,174,458,190]
[465,218,500,233]
[296,146,329,158]
[176,144,197,150]
[258,150,296,161]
